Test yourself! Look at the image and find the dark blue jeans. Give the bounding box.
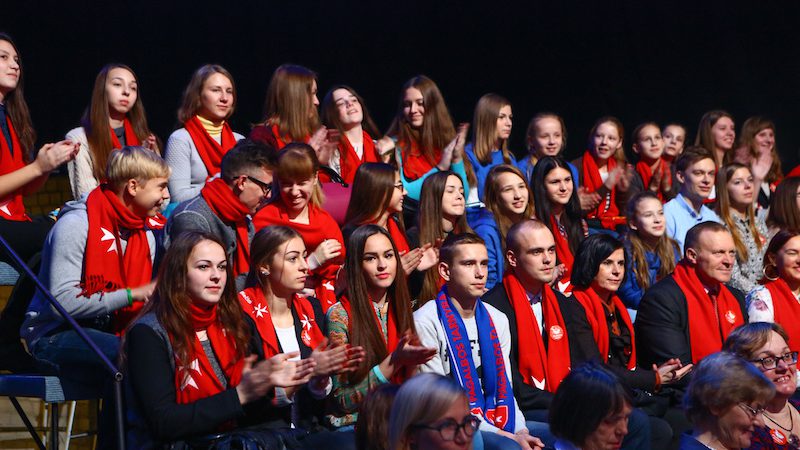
[31,328,120,385]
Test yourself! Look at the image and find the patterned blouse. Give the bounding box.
[324,301,389,428]
[729,212,768,294]
[748,399,800,449]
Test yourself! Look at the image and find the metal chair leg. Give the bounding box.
[8,396,46,450]
[49,402,59,450]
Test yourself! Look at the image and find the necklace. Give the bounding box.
[764,404,795,433]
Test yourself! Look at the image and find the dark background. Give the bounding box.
[5,1,800,169]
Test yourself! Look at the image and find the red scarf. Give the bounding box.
[765,278,800,353]
[270,124,310,150]
[401,139,440,181]
[503,274,570,392]
[339,294,412,383]
[581,150,625,228]
[572,287,636,370]
[174,301,245,410]
[385,216,411,254]
[335,131,378,184]
[635,159,670,202]
[672,261,744,364]
[550,216,574,293]
[238,286,324,357]
[253,201,345,311]
[109,117,141,149]
[0,116,29,221]
[201,178,251,276]
[183,116,236,176]
[83,185,153,332]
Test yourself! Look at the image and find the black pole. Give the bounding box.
[0,234,126,450]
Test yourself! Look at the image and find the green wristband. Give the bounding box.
[126,288,133,306]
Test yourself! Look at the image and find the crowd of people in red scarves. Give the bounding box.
[3,31,800,450]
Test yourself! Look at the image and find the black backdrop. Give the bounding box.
[6,0,800,169]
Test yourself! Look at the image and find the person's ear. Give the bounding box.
[125,178,139,197]
[506,250,518,269]
[632,143,641,155]
[675,170,686,185]
[439,261,451,281]
[685,247,699,264]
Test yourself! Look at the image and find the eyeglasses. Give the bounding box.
[413,415,480,441]
[751,351,799,370]
[246,175,272,196]
[394,182,404,191]
[738,403,766,419]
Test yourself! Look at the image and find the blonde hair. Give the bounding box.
[106,146,170,186]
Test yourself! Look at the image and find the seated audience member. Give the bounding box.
[573,116,640,231]
[469,164,534,291]
[731,116,783,211]
[414,233,545,450]
[747,230,800,354]
[388,373,483,450]
[167,139,274,289]
[253,143,344,310]
[662,123,687,199]
[680,351,774,450]
[663,146,721,252]
[714,162,768,294]
[619,191,680,309]
[406,171,471,302]
[632,122,672,201]
[238,226,364,432]
[463,93,515,204]
[766,176,800,238]
[165,64,244,203]
[517,113,577,183]
[531,156,587,293]
[549,362,633,450]
[695,110,735,170]
[326,225,434,429]
[355,383,399,450]
[724,322,800,448]
[636,222,747,370]
[22,147,169,383]
[124,231,317,447]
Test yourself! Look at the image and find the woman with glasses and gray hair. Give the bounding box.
[724,322,800,449]
[681,351,775,449]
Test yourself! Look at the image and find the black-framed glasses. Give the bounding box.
[247,175,272,196]
[413,415,480,441]
[751,351,799,370]
[738,403,766,419]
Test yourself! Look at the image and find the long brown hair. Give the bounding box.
[694,110,733,166]
[737,116,783,184]
[386,75,455,164]
[715,163,764,262]
[176,64,236,124]
[484,164,534,241]
[273,143,324,208]
[343,163,399,228]
[320,85,380,138]
[0,33,36,160]
[761,229,800,283]
[417,171,471,301]
[260,64,320,141]
[624,191,679,291]
[141,231,249,369]
[344,225,415,383]
[246,225,303,290]
[767,177,800,231]
[82,64,154,181]
[471,94,513,166]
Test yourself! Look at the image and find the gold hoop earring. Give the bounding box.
[763,264,779,282]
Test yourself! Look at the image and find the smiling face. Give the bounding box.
[544,166,574,206]
[530,116,564,158]
[0,40,20,99]
[332,88,363,129]
[186,240,228,305]
[633,124,664,162]
[198,72,234,122]
[629,197,666,239]
[495,105,513,141]
[687,230,736,285]
[591,248,625,298]
[441,243,489,301]
[715,402,765,450]
[582,402,632,450]
[751,331,797,399]
[361,233,398,291]
[441,175,466,220]
[389,172,406,214]
[236,167,273,214]
[262,237,308,293]
[496,171,529,217]
[278,175,316,214]
[591,121,622,162]
[711,116,736,152]
[403,87,425,129]
[662,125,686,158]
[753,128,775,156]
[129,177,170,217]
[678,157,716,203]
[773,236,800,287]
[726,167,755,209]
[105,67,138,118]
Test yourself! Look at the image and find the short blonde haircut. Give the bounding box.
[106,146,171,187]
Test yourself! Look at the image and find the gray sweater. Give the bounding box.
[165,194,254,290]
[21,199,157,346]
[164,128,244,203]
